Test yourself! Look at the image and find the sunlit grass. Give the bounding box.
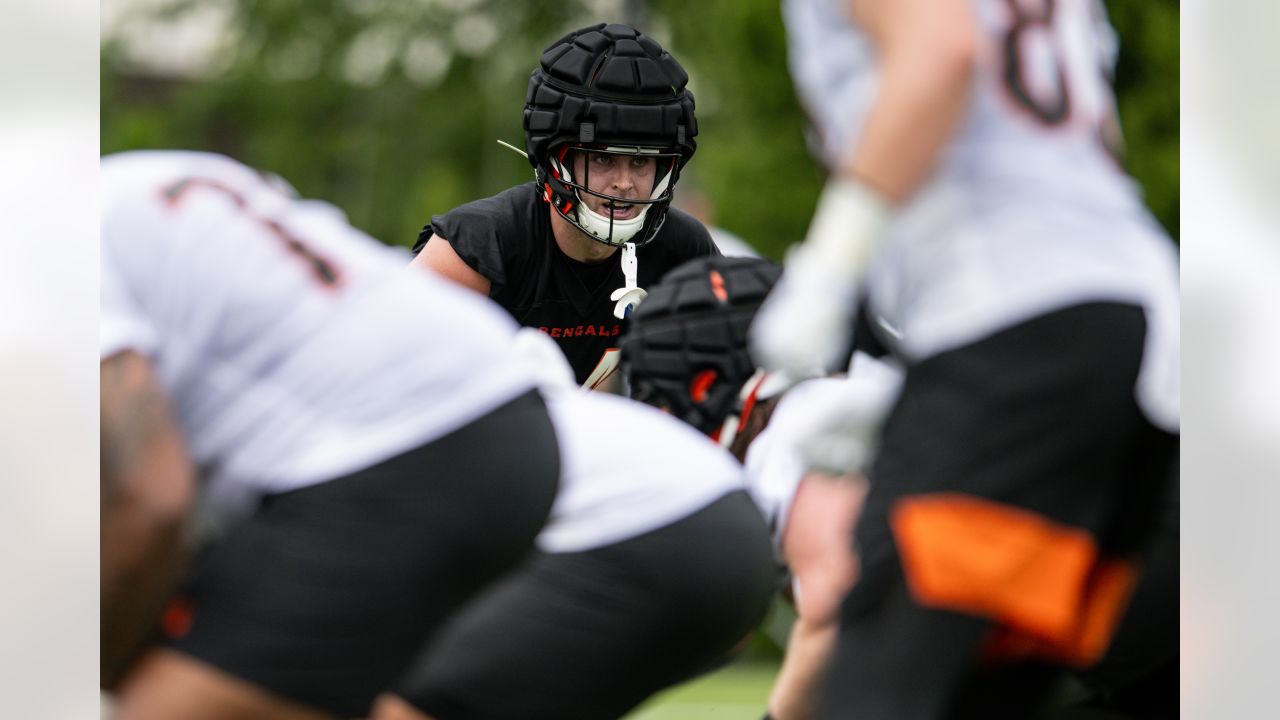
[623,660,780,720]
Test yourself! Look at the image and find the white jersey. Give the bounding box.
[101,151,541,510]
[784,0,1179,430]
[744,354,903,549]
[511,330,746,553]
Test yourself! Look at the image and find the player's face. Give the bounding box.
[572,150,658,222]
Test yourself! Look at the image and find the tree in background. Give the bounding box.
[102,0,1178,257]
[103,0,610,249]
[1108,0,1179,240]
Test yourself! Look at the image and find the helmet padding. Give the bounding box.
[524,23,697,247]
[621,256,782,435]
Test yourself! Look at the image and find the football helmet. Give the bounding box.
[523,23,697,247]
[621,256,782,441]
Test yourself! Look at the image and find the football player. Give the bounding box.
[410,23,720,390]
[101,150,561,719]
[752,0,1180,716]
[627,254,1179,719]
[622,255,903,720]
[369,329,778,720]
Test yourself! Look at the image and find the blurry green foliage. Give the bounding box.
[102,0,1178,255]
[651,0,824,258]
[103,0,596,248]
[1107,0,1179,240]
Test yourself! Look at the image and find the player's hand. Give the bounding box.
[750,247,858,377]
[750,178,890,378]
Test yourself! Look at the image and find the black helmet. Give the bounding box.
[523,23,697,247]
[621,256,782,438]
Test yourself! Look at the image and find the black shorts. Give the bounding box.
[1071,464,1179,714]
[819,302,1178,719]
[166,390,561,718]
[395,490,779,720]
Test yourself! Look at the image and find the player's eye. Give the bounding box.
[630,156,651,170]
[593,154,615,167]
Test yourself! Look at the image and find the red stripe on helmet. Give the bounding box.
[690,369,718,403]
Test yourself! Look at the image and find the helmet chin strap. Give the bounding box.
[717,369,770,450]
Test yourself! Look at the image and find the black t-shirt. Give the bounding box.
[415,182,720,385]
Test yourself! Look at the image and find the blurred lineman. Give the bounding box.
[622,256,903,720]
[630,256,1180,719]
[101,151,561,719]
[372,329,777,720]
[411,23,719,389]
[752,0,1181,717]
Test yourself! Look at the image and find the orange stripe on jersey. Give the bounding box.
[980,556,1138,667]
[890,493,1137,666]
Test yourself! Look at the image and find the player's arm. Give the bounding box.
[767,614,839,720]
[410,235,492,296]
[782,471,866,627]
[751,0,977,376]
[843,0,977,202]
[800,0,979,284]
[100,350,196,689]
[767,471,869,720]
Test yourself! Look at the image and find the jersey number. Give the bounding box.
[1001,0,1070,125]
[998,0,1124,161]
[162,177,344,289]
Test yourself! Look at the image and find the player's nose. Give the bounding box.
[612,165,636,194]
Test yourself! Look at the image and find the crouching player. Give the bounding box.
[101,151,561,719]
[370,328,778,720]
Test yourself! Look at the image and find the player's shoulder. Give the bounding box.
[436,182,540,228]
[102,151,264,259]
[431,182,544,255]
[103,150,256,189]
[102,150,296,220]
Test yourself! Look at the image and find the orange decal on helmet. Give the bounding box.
[710,270,728,303]
[690,369,718,403]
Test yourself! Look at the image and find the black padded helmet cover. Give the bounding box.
[523,23,698,247]
[524,23,697,165]
[621,256,782,435]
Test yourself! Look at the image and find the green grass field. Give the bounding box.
[622,660,780,720]
[100,663,781,720]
